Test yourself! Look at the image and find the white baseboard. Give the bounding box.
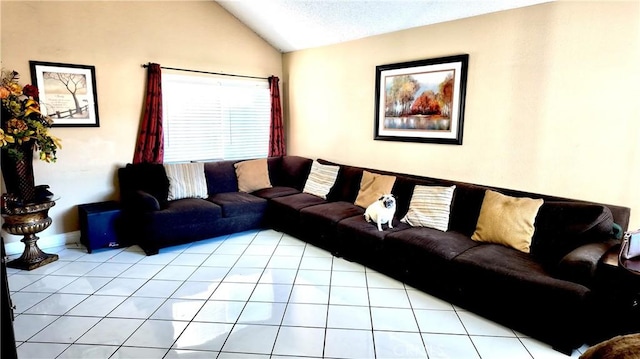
[4,231,81,256]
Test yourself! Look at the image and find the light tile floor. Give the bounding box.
[7,229,590,359]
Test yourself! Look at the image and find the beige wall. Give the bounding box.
[1,1,282,245]
[284,1,640,228]
[3,1,639,247]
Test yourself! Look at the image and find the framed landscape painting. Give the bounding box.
[30,61,100,127]
[374,54,468,144]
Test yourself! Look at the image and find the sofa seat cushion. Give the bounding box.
[265,193,327,236]
[452,244,591,295]
[209,192,268,218]
[382,228,481,292]
[336,215,411,261]
[270,193,327,212]
[297,201,365,251]
[338,215,411,241]
[385,228,481,262]
[451,243,593,351]
[148,198,222,225]
[252,186,300,200]
[300,201,365,227]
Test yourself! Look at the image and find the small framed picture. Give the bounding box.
[29,61,100,127]
[374,54,468,145]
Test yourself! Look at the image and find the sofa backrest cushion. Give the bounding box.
[204,160,239,195]
[388,176,422,219]
[317,159,363,202]
[279,156,313,190]
[202,157,283,195]
[119,163,170,208]
[266,157,283,186]
[442,183,486,236]
[531,201,614,265]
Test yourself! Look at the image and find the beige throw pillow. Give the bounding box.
[303,160,340,199]
[234,158,272,193]
[471,190,544,253]
[401,185,456,231]
[164,162,208,200]
[354,171,397,208]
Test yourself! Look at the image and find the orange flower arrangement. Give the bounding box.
[1,69,61,162]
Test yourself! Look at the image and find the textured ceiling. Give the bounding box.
[216,0,552,53]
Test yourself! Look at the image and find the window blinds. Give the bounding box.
[162,74,270,163]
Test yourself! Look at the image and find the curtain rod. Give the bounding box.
[141,63,269,80]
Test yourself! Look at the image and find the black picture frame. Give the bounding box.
[29,61,100,127]
[374,54,468,145]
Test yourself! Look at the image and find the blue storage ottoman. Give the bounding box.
[78,201,122,253]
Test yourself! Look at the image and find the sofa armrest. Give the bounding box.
[123,190,161,212]
[556,240,618,287]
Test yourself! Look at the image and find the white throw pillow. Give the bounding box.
[164,162,208,200]
[401,185,456,231]
[303,160,340,199]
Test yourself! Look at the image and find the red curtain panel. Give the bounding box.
[268,76,285,157]
[133,63,164,164]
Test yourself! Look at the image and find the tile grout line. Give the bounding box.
[404,280,430,358]
[320,246,334,359]
[453,306,486,359]
[268,231,311,358]
[210,230,280,358]
[364,265,379,359]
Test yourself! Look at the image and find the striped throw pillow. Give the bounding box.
[401,185,456,231]
[164,162,208,200]
[303,161,340,199]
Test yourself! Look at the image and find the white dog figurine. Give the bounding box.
[364,194,397,231]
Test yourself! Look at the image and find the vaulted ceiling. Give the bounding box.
[216,0,553,53]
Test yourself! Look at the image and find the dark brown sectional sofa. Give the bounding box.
[118,155,631,353]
